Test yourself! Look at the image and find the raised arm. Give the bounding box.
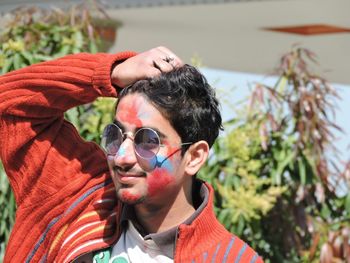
[0,46,182,206]
[0,52,132,205]
[0,47,182,262]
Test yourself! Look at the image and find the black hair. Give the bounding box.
[117,64,223,154]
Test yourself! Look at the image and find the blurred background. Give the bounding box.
[0,0,349,262]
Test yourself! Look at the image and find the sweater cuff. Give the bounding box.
[92,51,137,97]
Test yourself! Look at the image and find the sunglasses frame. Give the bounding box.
[101,123,192,160]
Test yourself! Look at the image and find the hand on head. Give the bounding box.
[111,46,183,88]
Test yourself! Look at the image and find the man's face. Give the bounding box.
[107,93,188,205]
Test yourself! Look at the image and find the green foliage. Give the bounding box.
[199,47,350,262]
[0,25,96,73]
[0,7,101,74]
[199,113,288,259]
[0,163,15,261]
[65,97,117,144]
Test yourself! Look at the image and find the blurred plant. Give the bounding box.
[199,47,350,262]
[0,1,122,73]
[0,3,120,261]
[65,97,117,144]
[0,163,15,262]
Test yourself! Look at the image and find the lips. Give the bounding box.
[114,168,145,183]
[119,173,142,178]
[119,176,138,183]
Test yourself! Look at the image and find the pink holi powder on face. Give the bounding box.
[166,145,179,158]
[164,144,182,167]
[117,100,142,127]
[147,168,175,197]
[144,144,182,196]
[121,190,142,203]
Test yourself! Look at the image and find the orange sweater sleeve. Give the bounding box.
[0,52,135,206]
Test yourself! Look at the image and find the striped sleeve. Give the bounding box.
[0,52,135,262]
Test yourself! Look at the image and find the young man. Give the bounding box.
[0,47,262,262]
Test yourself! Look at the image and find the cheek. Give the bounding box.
[146,147,180,197]
[146,168,175,197]
[107,156,114,170]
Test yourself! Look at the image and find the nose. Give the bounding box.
[113,137,138,169]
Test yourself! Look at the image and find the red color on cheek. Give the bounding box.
[147,168,175,197]
[118,101,142,127]
[121,191,141,202]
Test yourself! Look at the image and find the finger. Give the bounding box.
[157,46,176,58]
[153,58,174,73]
[167,58,178,69]
[156,46,184,67]
[144,67,162,78]
[147,46,168,61]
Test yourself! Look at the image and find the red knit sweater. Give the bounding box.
[0,53,263,262]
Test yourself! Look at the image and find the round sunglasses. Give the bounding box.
[101,123,192,160]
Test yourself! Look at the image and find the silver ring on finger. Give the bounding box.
[163,55,175,63]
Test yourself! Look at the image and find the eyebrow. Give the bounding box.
[113,119,167,139]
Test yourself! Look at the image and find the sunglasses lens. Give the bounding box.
[134,128,160,159]
[101,124,122,155]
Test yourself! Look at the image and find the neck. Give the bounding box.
[134,181,195,234]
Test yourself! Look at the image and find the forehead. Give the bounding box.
[115,93,177,135]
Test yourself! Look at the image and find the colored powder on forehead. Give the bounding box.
[147,168,174,197]
[137,111,151,120]
[121,191,142,203]
[117,100,142,127]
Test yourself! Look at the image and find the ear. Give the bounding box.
[184,140,209,176]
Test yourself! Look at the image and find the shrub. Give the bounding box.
[199,47,350,262]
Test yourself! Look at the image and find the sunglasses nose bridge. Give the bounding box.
[121,131,134,142]
[113,136,138,166]
[120,132,136,152]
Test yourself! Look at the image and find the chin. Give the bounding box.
[117,188,145,205]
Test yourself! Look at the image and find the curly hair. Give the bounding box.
[117,64,223,154]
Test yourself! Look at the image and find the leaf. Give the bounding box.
[1,56,13,74]
[218,208,230,225]
[73,31,83,49]
[320,204,331,220]
[13,53,23,70]
[345,193,350,214]
[236,214,246,236]
[20,50,35,65]
[274,150,295,185]
[89,41,98,54]
[65,108,80,128]
[54,45,70,58]
[0,219,5,235]
[33,54,53,62]
[298,158,306,185]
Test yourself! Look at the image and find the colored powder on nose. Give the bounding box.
[118,147,126,157]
